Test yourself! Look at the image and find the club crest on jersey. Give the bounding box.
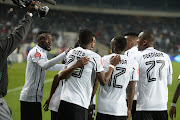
[34,52,41,58]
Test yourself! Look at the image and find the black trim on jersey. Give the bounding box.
[132,68,135,80]
[36,69,42,102]
[127,51,129,56]
[61,80,63,86]
[93,58,97,72]
[41,71,46,91]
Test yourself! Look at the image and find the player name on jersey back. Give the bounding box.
[72,49,85,57]
[143,52,164,59]
[136,47,173,111]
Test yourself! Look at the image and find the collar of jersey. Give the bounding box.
[36,45,47,53]
[145,47,154,50]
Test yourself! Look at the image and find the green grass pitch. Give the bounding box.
[4,62,180,120]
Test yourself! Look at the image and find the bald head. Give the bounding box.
[137,30,155,51]
[141,30,155,45]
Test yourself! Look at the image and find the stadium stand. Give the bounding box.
[1,1,180,58]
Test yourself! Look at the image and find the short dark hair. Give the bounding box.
[142,30,155,43]
[79,28,93,45]
[114,35,127,51]
[36,30,50,40]
[124,32,138,37]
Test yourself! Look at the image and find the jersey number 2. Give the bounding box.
[108,67,126,88]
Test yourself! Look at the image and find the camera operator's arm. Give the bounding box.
[0,1,40,57]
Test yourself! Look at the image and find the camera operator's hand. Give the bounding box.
[27,1,41,13]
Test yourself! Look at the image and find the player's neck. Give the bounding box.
[80,44,91,50]
[116,51,124,55]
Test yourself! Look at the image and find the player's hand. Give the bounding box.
[110,55,121,66]
[127,110,131,120]
[27,1,41,13]
[88,104,94,119]
[169,106,176,120]
[43,97,51,111]
[65,47,73,54]
[75,56,90,68]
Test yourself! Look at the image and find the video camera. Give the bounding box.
[11,0,56,18]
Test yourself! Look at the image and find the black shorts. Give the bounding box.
[134,111,168,120]
[20,101,42,120]
[57,100,88,120]
[96,112,127,120]
[51,110,58,120]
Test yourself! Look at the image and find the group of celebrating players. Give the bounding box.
[20,28,178,120]
[1,1,179,120]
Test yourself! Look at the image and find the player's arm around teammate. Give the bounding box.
[44,56,90,107]
[96,55,121,86]
[169,75,180,120]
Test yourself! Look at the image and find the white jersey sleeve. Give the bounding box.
[130,60,139,81]
[102,53,116,72]
[30,48,45,63]
[92,54,104,73]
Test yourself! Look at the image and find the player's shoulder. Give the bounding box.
[102,53,116,60]
[121,55,138,64]
[86,49,101,59]
[28,46,44,57]
[153,48,169,58]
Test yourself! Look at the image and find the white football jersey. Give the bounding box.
[125,45,140,100]
[125,45,139,59]
[60,47,104,109]
[136,47,173,111]
[97,54,139,116]
[92,95,96,105]
[20,45,48,102]
[49,70,64,112]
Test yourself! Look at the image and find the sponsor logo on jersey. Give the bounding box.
[34,52,41,58]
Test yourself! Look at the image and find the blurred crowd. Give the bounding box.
[56,0,180,11]
[1,4,180,56]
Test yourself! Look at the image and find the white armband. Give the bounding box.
[109,64,115,69]
[171,103,176,107]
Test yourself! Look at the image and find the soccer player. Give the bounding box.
[169,75,180,120]
[96,36,139,120]
[20,31,71,120]
[134,30,173,120]
[124,32,139,120]
[43,42,89,120]
[43,56,89,120]
[88,35,98,120]
[48,28,120,120]
[44,73,64,120]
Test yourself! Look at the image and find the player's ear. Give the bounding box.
[114,45,117,52]
[78,40,80,45]
[143,40,148,46]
